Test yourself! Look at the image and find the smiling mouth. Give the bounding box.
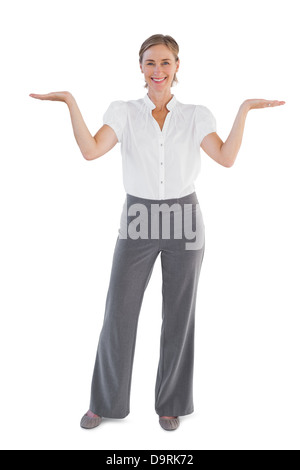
[151,77,167,83]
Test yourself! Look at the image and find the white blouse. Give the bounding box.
[102,93,216,200]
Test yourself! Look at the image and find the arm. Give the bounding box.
[29,91,118,160]
[201,99,285,168]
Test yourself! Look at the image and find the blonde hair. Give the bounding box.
[139,34,179,89]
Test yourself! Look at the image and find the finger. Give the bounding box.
[29,94,47,99]
[266,100,286,107]
[29,93,53,100]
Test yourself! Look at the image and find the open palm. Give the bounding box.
[244,99,285,110]
[29,91,72,103]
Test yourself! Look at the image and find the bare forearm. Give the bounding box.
[220,102,249,167]
[201,98,284,168]
[65,94,97,159]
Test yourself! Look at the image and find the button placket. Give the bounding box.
[148,106,173,200]
[159,140,165,199]
[158,112,172,199]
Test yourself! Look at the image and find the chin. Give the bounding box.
[148,80,170,88]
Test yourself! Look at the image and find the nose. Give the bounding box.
[153,64,162,75]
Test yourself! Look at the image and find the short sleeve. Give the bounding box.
[103,100,127,143]
[195,105,217,145]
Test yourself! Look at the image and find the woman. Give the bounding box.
[30,34,285,432]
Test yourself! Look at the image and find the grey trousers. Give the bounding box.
[89,192,205,418]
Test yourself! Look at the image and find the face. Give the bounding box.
[140,44,180,91]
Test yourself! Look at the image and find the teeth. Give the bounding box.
[152,78,166,82]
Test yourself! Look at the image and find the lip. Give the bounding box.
[151,77,167,83]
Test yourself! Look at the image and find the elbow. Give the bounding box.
[223,159,234,168]
[219,145,235,168]
[82,143,98,161]
[83,148,103,161]
[222,153,236,168]
[83,151,95,161]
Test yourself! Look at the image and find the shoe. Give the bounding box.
[159,416,180,431]
[80,412,102,429]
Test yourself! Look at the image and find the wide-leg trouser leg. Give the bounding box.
[90,234,160,418]
[155,239,205,417]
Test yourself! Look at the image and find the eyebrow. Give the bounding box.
[145,59,171,62]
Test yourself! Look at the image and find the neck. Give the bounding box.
[147,89,173,111]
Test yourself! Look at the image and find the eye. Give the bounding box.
[146,62,170,65]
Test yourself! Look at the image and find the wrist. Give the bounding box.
[65,92,75,107]
[240,100,251,113]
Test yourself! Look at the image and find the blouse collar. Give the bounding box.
[143,93,177,111]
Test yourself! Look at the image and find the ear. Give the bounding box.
[176,58,180,72]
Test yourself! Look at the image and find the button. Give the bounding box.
[161,162,163,165]
[161,143,163,146]
[161,181,163,184]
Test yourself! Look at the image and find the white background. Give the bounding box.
[0,0,299,451]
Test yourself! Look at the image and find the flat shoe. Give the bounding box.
[80,413,102,429]
[159,416,180,431]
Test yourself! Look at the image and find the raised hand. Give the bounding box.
[29,91,73,104]
[242,99,286,111]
